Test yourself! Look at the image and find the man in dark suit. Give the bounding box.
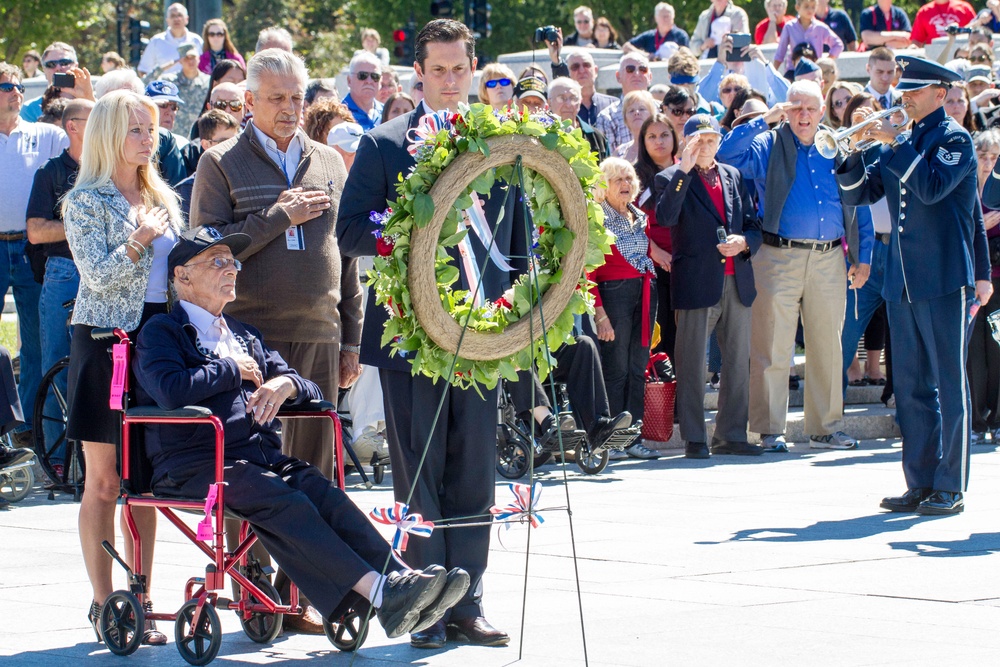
[336,19,518,649]
[655,114,763,460]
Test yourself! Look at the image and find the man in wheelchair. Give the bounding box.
[134,227,469,639]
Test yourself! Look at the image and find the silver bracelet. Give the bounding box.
[341,344,361,354]
[125,239,147,260]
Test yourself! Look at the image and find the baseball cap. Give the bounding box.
[168,226,251,277]
[514,76,547,102]
[145,80,184,104]
[327,122,364,153]
[683,113,721,138]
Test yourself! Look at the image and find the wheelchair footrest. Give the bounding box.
[540,430,588,452]
[601,426,642,451]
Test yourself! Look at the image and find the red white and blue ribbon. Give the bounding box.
[405,110,454,156]
[491,482,544,529]
[370,501,435,552]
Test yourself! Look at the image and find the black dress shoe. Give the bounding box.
[590,411,632,449]
[446,616,510,646]
[375,568,446,638]
[710,439,764,456]
[412,567,470,634]
[879,488,932,512]
[685,442,710,459]
[916,490,964,515]
[411,619,447,649]
[0,444,34,469]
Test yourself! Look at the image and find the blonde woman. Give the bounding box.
[588,158,661,460]
[615,90,659,162]
[477,62,517,108]
[63,90,182,645]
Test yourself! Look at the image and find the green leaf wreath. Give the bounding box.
[368,103,613,391]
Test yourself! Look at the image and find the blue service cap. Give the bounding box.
[683,113,721,138]
[895,55,963,91]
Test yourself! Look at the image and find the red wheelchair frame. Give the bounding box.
[96,328,367,665]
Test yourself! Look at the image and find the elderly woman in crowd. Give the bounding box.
[63,90,182,645]
[548,77,609,160]
[303,97,355,143]
[478,63,517,108]
[969,129,1000,443]
[634,113,678,360]
[590,158,660,460]
[616,90,659,162]
[200,18,245,75]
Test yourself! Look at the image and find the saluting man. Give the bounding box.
[837,55,992,515]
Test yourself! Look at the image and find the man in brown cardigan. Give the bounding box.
[189,48,362,633]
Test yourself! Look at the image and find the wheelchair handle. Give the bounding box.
[91,327,129,343]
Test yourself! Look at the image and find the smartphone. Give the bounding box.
[716,226,728,243]
[53,72,75,88]
[727,33,751,62]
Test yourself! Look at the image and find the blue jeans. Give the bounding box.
[841,240,887,397]
[0,238,42,433]
[39,257,78,462]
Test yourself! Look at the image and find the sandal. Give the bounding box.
[88,600,103,643]
[142,600,168,646]
[848,378,867,387]
[864,376,887,386]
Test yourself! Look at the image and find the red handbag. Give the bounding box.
[642,354,676,443]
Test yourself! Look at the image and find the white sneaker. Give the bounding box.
[762,434,788,453]
[607,448,628,461]
[625,442,661,459]
[809,431,858,450]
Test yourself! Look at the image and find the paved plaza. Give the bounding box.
[3,437,1000,666]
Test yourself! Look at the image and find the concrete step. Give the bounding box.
[703,381,885,410]
[647,403,900,450]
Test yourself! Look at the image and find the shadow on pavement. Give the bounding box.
[696,512,947,545]
[888,532,1000,557]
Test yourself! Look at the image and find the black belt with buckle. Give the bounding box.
[0,231,25,241]
[877,232,891,245]
[762,232,839,253]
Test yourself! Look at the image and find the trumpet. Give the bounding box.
[815,106,910,159]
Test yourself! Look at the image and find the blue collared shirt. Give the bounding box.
[343,93,382,132]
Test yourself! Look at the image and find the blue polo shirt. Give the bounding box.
[343,93,382,132]
[628,27,690,54]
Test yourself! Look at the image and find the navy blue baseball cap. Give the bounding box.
[895,55,963,91]
[793,58,821,79]
[145,80,184,104]
[168,226,251,277]
[683,113,721,138]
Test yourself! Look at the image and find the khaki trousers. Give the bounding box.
[749,244,846,436]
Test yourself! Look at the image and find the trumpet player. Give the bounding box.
[836,55,992,515]
[718,80,873,454]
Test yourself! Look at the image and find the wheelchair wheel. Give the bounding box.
[100,591,145,656]
[323,608,370,652]
[496,433,529,479]
[0,464,33,502]
[32,357,84,494]
[575,441,609,476]
[175,598,222,666]
[239,579,283,644]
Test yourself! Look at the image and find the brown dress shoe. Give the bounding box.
[283,604,325,634]
[446,616,510,646]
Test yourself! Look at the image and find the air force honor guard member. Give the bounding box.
[836,55,992,516]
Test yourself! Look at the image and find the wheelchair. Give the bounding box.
[95,328,371,665]
[495,379,641,479]
[0,343,34,504]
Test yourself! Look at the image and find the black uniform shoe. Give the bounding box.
[375,568,446,638]
[410,620,447,649]
[0,444,34,469]
[537,413,577,450]
[589,412,632,449]
[411,567,470,634]
[916,490,964,515]
[685,442,710,459]
[879,488,932,512]
[446,616,510,646]
[711,439,764,456]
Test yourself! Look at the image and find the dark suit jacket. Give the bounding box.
[654,162,762,310]
[336,105,527,371]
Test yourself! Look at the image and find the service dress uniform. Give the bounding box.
[836,56,991,515]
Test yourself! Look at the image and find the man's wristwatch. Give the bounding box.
[341,344,361,354]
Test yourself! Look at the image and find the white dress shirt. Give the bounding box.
[252,123,305,186]
[178,300,242,359]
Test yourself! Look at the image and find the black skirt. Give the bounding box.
[66,303,169,445]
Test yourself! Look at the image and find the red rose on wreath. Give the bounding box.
[376,236,395,257]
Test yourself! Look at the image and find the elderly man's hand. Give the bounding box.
[339,351,361,388]
[246,376,298,424]
[277,187,332,226]
[234,353,263,387]
[848,263,871,290]
[68,66,95,101]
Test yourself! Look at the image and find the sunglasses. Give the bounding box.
[720,86,744,94]
[569,61,594,71]
[412,81,423,91]
[212,99,244,111]
[485,78,512,88]
[0,83,25,94]
[185,256,242,271]
[156,101,179,111]
[353,71,381,82]
[43,58,75,69]
[667,106,694,117]
[624,64,650,74]
[207,31,226,37]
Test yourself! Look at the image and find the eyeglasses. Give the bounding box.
[0,83,25,94]
[720,86,744,94]
[552,92,582,104]
[833,98,848,108]
[43,58,75,69]
[64,117,89,124]
[207,31,226,37]
[353,71,381,82]
[626,107,651,116]
[156,101,179,111]
[485,78,512,88]
[667,106,694,117]
[624,64,650,74]
[202,137,228,145]
[569,61,594,71]
[212,99,244,112]
[575,18,592,24]
[185,256,242,271]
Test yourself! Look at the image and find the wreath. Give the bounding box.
[368,103,613,391]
